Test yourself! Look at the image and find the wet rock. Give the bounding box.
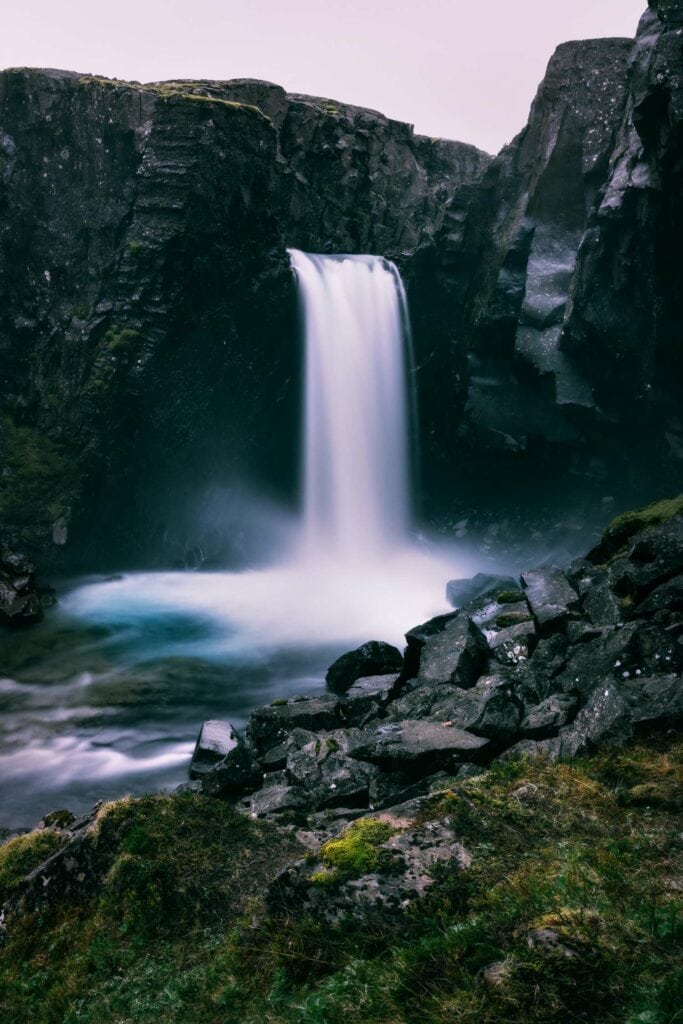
[368,771,448,810]
[521,567,580,634]
[341,674,399,725]
[557,682,633,756]
[622,674,683,732]
[583,583,621,627]
[351,719,489,774]
[635,575,683,616]
[465,675,522,742]
[260,728,320,772]
[326,642,403,694]
[520,693,579,739]
[417,612,488,689]
[403,611,459,680]
[249,785,308,820]
[286,737,378,810]
[190,720,240,778]
[247,696,341,756]
[446,572,517,609]
[201,736,261,797]
[487,620,537,666]
[388,673,520,744]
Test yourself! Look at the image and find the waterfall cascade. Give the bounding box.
[289,249,413,562]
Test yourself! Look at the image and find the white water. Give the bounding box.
[291,250,412,560]
[62,250,467,650]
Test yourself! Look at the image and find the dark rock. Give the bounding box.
[636,575,683,616]
[249,785,308,820]
[341,674,399,725]
[520,693,580,739]
[368,771,448,810]
[558,682,633,756]
[190,720,240,778]
[583,582,622,627]
[516,635,569,704]
[326,642,403,694]
[286,737,377,810]
[200,736,261,798]
[388,672,520,744]
[416,612,488,688]
[521,567,580,634]
[622,674,683,732]
[260,728,320,772]
[446,572,517,609]
[488,621,537,666]
[351,720,490,774]
[466,676,523,742]
[247,696,341,756]
[0,581,43,627]
[403,611,459,680]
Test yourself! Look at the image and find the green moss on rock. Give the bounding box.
[591,494,683,562]
[320,818,396,875]
[0,830,65,899]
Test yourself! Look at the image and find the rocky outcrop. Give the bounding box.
[190,500,682,822]
[0,70,489,568]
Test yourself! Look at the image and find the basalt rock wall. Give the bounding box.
[0,69,488,568]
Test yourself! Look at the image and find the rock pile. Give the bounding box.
[192,504,683,822]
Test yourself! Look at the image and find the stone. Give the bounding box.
[521,567,580,634]
[465,676,523,742]
[636,575,683,616]
[622,675,683,732]
[403,611,459,680]
[520,694,580,739]
[557,682,633,757]
[417,612,488,689]
[341,674,399,725]
[445,572,517,609]
[583,583,621,627]
[200,736,261,797]
[249,785,308,819]
[351,720,490,774]
[190,720,239,778]
[247,696,341,756]
[368,771,448,810]
[286,737,378,810]
[326,642,403,694]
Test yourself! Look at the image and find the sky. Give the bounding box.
[2,0,646,153]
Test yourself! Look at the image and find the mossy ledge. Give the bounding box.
[589,494,683,564]
[0,736,681,1024]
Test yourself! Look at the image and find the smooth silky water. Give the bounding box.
[0,252,475,830]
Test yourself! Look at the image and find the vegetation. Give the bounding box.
[593,494,683,562]
[0,417,81,526]
[0,738,681,1023]
[0,830,66,901]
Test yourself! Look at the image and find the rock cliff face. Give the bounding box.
[2,2,683,569]
[425,4,683,516]
[0,69,488,567]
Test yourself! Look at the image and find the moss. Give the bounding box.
[1,741,681,1024]
[495,610,532,628]
[320,818,396,876]
[0,830,65,898]
[593,494,683,561]
[271,698,288,707]
[0,416,81,525]
[496,589,525,604]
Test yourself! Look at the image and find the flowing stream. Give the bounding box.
[0,252,470,831]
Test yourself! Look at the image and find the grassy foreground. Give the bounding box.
[0,737,681,1024]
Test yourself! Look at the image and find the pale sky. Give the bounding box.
[2,0,646,153]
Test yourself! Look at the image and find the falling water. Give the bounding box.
[289,249,413,560]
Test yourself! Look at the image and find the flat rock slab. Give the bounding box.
[521,566,580,633]
[248,697,341,755]
[417,612,488,689]
[353,719,489,772]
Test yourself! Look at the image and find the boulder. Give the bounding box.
[247,696,341,756]
[286,737,377,810]
[416,612,488,689]
[326,642,403,694]
[403,611,459,680]
[520,693,579,739]
[190,720,240,778]
[635,575,683,616]
[446,572,518,609]
[388,672,520,744]
[260,728,320,772]
[557,682,633,757]
[200,736,261,798]
[521,567,580,634]
[341,674,399,725]
[622,675,683,732]
[351,720,490,774]
[249,785,308,820]
[583,583,622,627]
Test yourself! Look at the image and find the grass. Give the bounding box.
[0,738,681,1023]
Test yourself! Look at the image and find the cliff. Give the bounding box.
[0,70,488,567]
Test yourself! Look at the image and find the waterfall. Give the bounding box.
[289,249,413,561]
